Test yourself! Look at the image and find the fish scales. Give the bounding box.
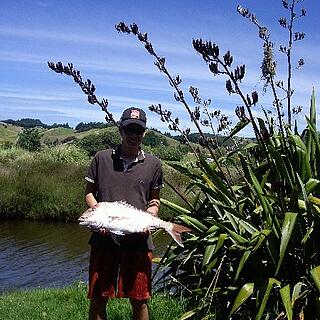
[78,201,191,247]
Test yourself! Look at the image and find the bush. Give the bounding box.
[0,141,14,149]
[16,128,41,152]
[143,130,168,147]
[76,129,121,156]
[151,145,186,161]
[0,157,87,221]
[75,121,114,132]
[0,147,33,164]
[38,145,89,165]
[0,145,89,221]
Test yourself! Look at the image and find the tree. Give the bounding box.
[1,118,71,129]
[76,130,121,156]
[143,130,168,148]
[75,121,113,132]
[16,128,41,151]
[2,118,44,128]
[151,145,185,161]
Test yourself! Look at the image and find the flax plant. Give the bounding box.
[115,2,320,320]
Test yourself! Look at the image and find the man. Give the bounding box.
[84,107,163,320]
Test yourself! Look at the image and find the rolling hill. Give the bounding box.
[0,122,183,148]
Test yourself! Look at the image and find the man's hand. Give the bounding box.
[139,228,150,236]
[98,228,109,236]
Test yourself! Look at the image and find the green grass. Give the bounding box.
[0,283,187,320]
[41,127,76,145]
[0,123,22,144]
[0,147,88,221]
[0,160,87,221]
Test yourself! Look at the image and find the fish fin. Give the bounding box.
[166,223,192,247]
[117,201,137,210]
[111,229,125,235]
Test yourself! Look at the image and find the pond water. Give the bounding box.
[0,220,170,293]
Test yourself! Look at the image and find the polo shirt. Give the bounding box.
[85,146,163,250]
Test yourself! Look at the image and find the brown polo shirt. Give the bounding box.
[85,146,163,249]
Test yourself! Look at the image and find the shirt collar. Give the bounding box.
[112,145,145,161]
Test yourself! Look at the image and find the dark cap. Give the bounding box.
[120,107,147,128]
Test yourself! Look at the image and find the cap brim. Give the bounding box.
[121,119,146,128]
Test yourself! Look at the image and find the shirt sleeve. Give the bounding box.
[85,154,98,184]
[151,159,163,189]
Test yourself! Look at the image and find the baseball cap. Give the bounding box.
[119,107,147,128]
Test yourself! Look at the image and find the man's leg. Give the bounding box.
[130,298,149,320]
[89,297,108,320]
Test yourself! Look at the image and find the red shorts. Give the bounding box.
[88,245,152,301]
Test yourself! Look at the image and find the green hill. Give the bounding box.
[41,127,76,145]
[0,123,183,150]
[0,122,22,145]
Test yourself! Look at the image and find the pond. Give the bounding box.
[0,220,170,293]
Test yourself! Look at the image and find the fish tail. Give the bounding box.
[166,223,191,247]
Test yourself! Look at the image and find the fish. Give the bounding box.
[78,201,191,247]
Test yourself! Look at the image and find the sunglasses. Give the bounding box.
[123,127,145,135]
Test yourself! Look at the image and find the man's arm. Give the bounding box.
[85,182,98,208]
[146,189,160,217]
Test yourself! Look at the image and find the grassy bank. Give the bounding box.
[0,283,186,320]
[0,146,189,221]
[0,146,88,221]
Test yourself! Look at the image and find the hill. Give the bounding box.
[0,121,249,150]
[0,123,183,150]
[41,127,76,145]
[0,122,22,145]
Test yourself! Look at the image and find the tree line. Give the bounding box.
[1,118,71,129]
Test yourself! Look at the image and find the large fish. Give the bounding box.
[78,201,191,247]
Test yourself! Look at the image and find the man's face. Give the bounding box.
[120,124,145,149]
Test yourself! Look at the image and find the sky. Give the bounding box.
[1,0,319,136]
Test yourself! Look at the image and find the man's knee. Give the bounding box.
[130,298,148,311]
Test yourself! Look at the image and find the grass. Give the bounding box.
[0,283,187,320]
[0,146,88,221]
[0,123,22,145]
[0,161,87,221]
[41,127,76,145]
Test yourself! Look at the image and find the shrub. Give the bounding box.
[151,145,185,161]
[0,156,87,221]
[76,129,121,156]
[143,130,168,148]
[75,121,114,132]
[0,141,14,149]
[16,128,41,152]
[0,146,33,164]
[38,145,89,165]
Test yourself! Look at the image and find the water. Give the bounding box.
[0,220,169,293]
